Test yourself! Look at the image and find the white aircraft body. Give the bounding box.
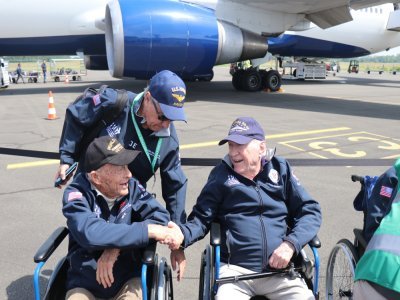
[0,0,399,91]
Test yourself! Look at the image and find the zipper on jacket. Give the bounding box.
[255,184,268,270]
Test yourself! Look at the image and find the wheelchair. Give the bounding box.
[198,223,321,300]
[325,174,378,300]
[33,226,173,300]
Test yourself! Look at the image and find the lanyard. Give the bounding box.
[130,92,163,173]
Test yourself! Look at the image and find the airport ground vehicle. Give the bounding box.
[199,223,321,300]
[0,58,10,88]
[325,175,376,300]
[281,61,327,80]
[348,60,360,73]
[33,227,173,300]
[49,58,87,82]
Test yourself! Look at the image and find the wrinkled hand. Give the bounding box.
[96,248,120,288]
[164,222,184,250]
[268,241,295,269]
[148,222,184,250]
[54,164,72,189]
[170,249,186,281]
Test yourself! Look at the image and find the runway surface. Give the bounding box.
[0,66,399,299]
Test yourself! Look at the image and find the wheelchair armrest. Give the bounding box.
[142,241,157,265]
[210,222,221,246]
[34,227,69,263]
[308,236,321,249]
[353,228,367,250]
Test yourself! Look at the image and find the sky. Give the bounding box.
[371,46,400,56]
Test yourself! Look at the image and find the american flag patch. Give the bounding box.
[380,186,393,198]
[68,191,82,201]
[92,94,101,106]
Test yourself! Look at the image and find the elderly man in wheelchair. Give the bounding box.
[167,117,322,300]
[33,136,179,300]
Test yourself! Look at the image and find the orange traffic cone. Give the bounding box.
[65,75,69,84]
[46,91,57,120]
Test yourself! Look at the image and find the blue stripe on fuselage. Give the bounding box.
[268,34,371,58]
[0,34,106,56]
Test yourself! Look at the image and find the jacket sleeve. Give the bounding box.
[59,89,126,165]
[283,161,322,254]
[364,167,398,243]
[62,183,166,251]
[159,126,188,224]
[179,169,222,248]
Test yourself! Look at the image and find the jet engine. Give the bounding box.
[105,0,268,80]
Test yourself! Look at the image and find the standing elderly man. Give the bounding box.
[63,136,179,300]
[169,117,322,299]
[56,70,188,277]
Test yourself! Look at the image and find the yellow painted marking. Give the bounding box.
[7,127,351,169]
[181,127,351,149]
[382,154,400,159]
[7,159,59,170]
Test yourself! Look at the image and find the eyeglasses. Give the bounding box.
[151,97,170,122]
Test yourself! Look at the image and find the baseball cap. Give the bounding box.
[84,136,140,172]
[219,117,265,145]
[149,70,187,122]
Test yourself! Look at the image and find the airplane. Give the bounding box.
[0,0,399,92]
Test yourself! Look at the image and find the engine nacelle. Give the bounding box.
[105,0,268,80]
[84,55,109,70]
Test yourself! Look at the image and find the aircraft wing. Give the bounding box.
[213,0,400,33]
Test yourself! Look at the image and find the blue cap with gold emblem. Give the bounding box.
[149,70,187,122]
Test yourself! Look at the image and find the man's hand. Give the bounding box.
[96,248,120,288]
[54,164,72,189]
[148,222,184,250]
[268,241,295,269]
[170,249,186,281]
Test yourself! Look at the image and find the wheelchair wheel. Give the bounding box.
[198,245,213,300]
[326,239,358,300]
[156,257,173,300]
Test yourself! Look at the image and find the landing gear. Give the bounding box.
[231,68,282,92]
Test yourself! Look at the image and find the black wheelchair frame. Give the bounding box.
[198,223,321,300]
[325,174,373,300]
[33,226,173,300]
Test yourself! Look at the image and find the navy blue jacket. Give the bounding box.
[62,173,169,298]
[180,155,321,272]
[364,166,398,243]
[59,88,187,224]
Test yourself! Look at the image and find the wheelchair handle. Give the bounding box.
[34,227,69,263]
[351,175,364,184]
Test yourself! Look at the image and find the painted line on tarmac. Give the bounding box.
[180,127,350,149]
[6,127,350,170]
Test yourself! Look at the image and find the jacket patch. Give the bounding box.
[92,94,101,106]
[268,169,279,184]
[225,175,241,186]
[106,123,121,138]
[68,191,82,201]
[380,186,393,198]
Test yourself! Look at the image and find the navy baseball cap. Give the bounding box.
[149,70,187,122]
[219,117,265,145]
[84,136,140,172]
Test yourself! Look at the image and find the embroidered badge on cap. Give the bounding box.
[268,169,279,184]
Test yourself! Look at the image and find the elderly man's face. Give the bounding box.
[228,140,265,180]
[93,164,132,198]
[142,92,171,132]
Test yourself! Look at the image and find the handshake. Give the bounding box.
[148,221,184,250]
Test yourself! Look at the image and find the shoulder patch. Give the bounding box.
[68,191,82,202]
[92,94,101,106]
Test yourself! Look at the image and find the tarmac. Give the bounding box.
[0,66,399,299]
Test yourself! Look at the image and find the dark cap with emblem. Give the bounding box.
[84,136,140,172]
[149,70,187,122]
[219,117,265,145]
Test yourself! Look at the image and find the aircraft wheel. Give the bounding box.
[242,70,262,92]
[264,70,281,92]
[232,70,244,91]
[72,76,77,81]
[33,77,38,83]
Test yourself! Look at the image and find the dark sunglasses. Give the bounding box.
[151,97,170,121]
